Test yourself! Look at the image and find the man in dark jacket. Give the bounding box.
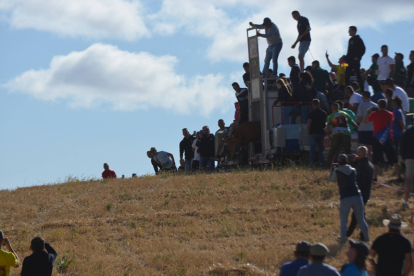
[330,154,370,243]
[401,123,414,206]
[345,26,365,93]
[196,125,215,172]
[288,56,301,90]
[393,53,407,88]
[179,128,195,172]
[347,146,374,240]
[21,237,57,276]
[406,51,414,98]
[311,60,333,92]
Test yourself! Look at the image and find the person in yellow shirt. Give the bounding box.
[326,52,348,89]
[0,231,19,276]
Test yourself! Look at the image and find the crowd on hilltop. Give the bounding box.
[78,10,414,276]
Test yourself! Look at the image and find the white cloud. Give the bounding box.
[0,0,149,40]
[5,43,234,116]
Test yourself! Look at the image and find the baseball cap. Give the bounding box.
[310,243,329,256]
[349,240,369,257]
[262,17,271,26]
[295,241,311,252]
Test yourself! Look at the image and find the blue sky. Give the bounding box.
[1,0,414,189]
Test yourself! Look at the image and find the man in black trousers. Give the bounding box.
[345,26,365,92]
[346,146,373,240]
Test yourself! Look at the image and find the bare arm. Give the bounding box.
[404,252,412,276]
[356,116,362,124]
[399,118,406,134]
[167,153,176,165]
[4,238,19,267]
[325,53,335,70]
[307,119,312,134]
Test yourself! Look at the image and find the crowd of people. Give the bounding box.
[94,10,414,276]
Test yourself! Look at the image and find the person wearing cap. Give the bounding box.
[249,18,283,77]
[393,53,407,88]
[365,99,401,182]
[369,214,412,276]
[102,163,117,179]
[340,240,369,276]
[280,241,311,276]
[330,154,370,243]
[291,11,311,72]
[148,148,176,173]
[401,124,414,206]
[345,26,366,93]
[377,45,395,81]
[380,78,410,113]
[0,230,20,276]
[365,53,379,80]
[297,243,339,276]
[356,91,377,160]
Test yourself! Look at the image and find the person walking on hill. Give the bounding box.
[341,240,369,276]
[291,11,311,72]
[102,163,116,179]
[345,26,365,93]
[249,17,283,77]
[21,237,57,276]
[346,146,373,241]
[179,128,195,172]
[401,123,414,206]
[148,147,176,173]
[297,243,339,276]
[280,241,311,276]
[330,154,370,243]
[307,99,327,167]
[0,230,19,276]
[369,214,412,276]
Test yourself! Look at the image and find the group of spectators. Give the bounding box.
[0,231,57,276]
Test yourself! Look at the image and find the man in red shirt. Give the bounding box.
[365,99,401,181]
[102,163,117,179]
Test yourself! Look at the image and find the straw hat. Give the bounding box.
[383,214,408,229]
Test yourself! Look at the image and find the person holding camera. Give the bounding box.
[21,237,57,276]
[0,230,20,276]
[196,126,215,172]
[364,99,401,182]
[329,154,370,243]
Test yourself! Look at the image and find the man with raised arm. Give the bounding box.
[0,230,19,276]
[21,237,57,276]
[249,18,283,77]
[291,11,311,72]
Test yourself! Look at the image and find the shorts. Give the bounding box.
[406,160,414,178]
[299,41,311,56]
[199,157,214,169]
[358,131,373,145]
[192,160,199,170]
[372,138,398,165]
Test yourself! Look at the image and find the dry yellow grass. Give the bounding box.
[0,167,413,275]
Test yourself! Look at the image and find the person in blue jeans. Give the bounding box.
[280,241,311,276]
[250,18,283,76]
[340,240,369,276]
[307,99,327,166]
[330,154,370,243]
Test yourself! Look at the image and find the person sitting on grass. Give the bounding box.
[0,230,19,276]
[369,214,412,276]
[330,154,370,244]
[297,243,339,276]
[341,240,369,276]
[280,241,311,276]
[102,163,117,179]
[21,237,57,276]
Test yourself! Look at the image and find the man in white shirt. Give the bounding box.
[345,86,362,115]
[380,78,410,113]
[377,45,395,80]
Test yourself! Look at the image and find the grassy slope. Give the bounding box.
[0,167,413,275]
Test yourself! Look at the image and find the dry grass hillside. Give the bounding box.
[1,166,413,275]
